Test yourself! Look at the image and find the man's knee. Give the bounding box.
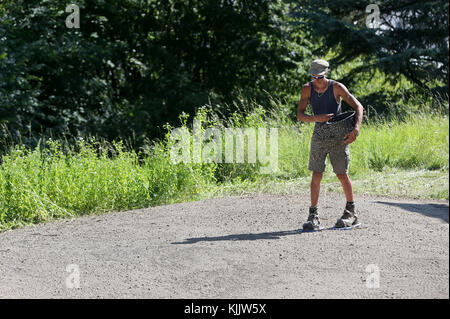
[311,171,323,183]
[336,173,349,181]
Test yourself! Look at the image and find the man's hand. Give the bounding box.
[315,113,334,122]
[344,128,359,144]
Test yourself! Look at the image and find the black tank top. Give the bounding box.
[310,80,341,137]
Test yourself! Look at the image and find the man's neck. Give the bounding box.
[313,77,329,89]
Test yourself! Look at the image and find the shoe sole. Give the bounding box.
[331,222,362,230]
[299,223,361,233]
[298,226,324,233]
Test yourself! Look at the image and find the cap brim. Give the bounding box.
[309,68,328,76]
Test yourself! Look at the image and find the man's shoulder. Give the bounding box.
[302,82,312,90]
[301,83,312,97]
[332,80,347,90]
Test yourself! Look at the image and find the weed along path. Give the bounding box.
[0,193,448,299]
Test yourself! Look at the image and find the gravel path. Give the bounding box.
[0,193,448,299]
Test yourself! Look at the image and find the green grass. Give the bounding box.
[205,168,447,201]
[274,113,449,178]
[0,98,448,231]
[0,138,216,230]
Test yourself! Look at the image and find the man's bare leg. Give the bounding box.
[311,171,323,206]
[336,173,354,202]
[335,173,359,227]
[303,171,323,230]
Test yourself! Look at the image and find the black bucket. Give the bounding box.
[314,111,355,140]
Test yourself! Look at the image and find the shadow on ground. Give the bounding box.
[172,229,300,245]
[376,201,449,223]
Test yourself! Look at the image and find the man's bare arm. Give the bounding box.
[334,82,364,144]
[335,82,364,131]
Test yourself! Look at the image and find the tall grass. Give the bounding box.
[0,96,448,230]
[200,97,448,180]
[0,137,216,230]
[274,113,449,178]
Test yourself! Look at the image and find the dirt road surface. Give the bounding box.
[0,193,448,299]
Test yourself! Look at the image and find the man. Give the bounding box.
[297,59,364,230]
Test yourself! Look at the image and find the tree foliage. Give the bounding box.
[0,0,308,148]
[289,0,449,94]
[0,0,448,151]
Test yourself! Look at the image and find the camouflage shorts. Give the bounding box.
[308,135,350,174]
